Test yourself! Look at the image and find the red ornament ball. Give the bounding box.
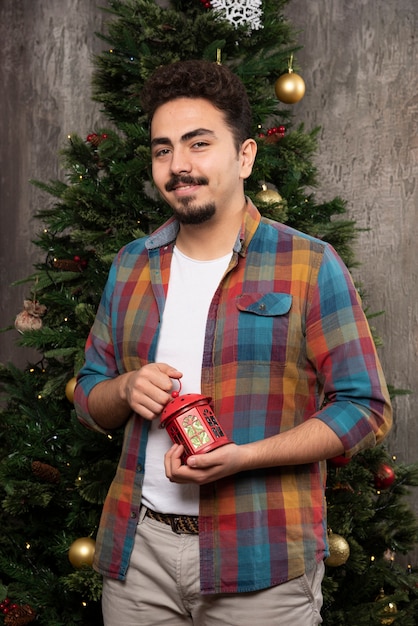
[374,463,395,489]
[329,455,351,468]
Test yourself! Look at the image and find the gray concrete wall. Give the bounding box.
[0,0,109,366]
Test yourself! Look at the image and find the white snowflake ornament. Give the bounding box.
[211,0,263,31]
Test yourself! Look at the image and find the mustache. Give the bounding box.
[165,175,209,192]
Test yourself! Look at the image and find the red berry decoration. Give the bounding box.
[73,255,88,270]
[263,125,286,144]
[86,132,99,145]
[86,132,108,147]
[266,126,286,137]
[374,462,395,489]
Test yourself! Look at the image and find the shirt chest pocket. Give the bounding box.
[235,293,293,365]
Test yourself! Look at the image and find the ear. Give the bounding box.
[239,138,258,180]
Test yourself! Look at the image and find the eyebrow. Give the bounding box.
[151,128,216,148]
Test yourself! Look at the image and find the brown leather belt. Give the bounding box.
[145,508,199,535]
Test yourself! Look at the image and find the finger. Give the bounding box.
[154,363,183,391]
[164,444,184,480]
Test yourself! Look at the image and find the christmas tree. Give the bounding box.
[1,1,418,624]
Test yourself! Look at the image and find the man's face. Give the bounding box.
[150,97,253,225]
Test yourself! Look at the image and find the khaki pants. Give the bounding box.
[102,507,324,625]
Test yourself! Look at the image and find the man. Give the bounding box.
[74,59,392,625]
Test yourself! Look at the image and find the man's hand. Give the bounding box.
[121,363,182,421]
[164,442,246,485]
[164,418,346,484]
[86,362,182,430]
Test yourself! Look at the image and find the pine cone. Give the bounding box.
[31,460,61,484]
[52,258,81,272]
[4,604,36,626]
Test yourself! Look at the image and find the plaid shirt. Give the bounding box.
[75,200,392,593]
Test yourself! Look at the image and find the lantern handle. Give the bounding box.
[171,379,182,398]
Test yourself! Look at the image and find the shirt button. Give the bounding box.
[259,303,266,310]
[136,464,143,472]
[130,511,137,519]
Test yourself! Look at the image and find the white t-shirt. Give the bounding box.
[141,246,232,515]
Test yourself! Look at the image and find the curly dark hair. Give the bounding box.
[140,59,253,150]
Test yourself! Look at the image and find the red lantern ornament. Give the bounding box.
[374,463,395,490]
[160,382,231,463]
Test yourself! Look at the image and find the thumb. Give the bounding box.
[187,453,213,469]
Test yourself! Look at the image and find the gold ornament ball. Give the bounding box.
[375,589,397,625]
[256,187,283,204]
[68,537,96,569]
[325,532,350,567]
[380,603,397,626]
[275,71,306,104]
[65,376,77,403]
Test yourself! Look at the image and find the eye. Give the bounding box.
[153,147,171,158]
[191,141,209,149]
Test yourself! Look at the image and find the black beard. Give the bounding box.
[172,201,216,225]
[164,174,214,224]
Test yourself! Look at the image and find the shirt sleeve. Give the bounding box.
[306,243,392,456]
[74,255,120,434]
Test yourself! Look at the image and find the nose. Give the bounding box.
[170,146,192,175]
